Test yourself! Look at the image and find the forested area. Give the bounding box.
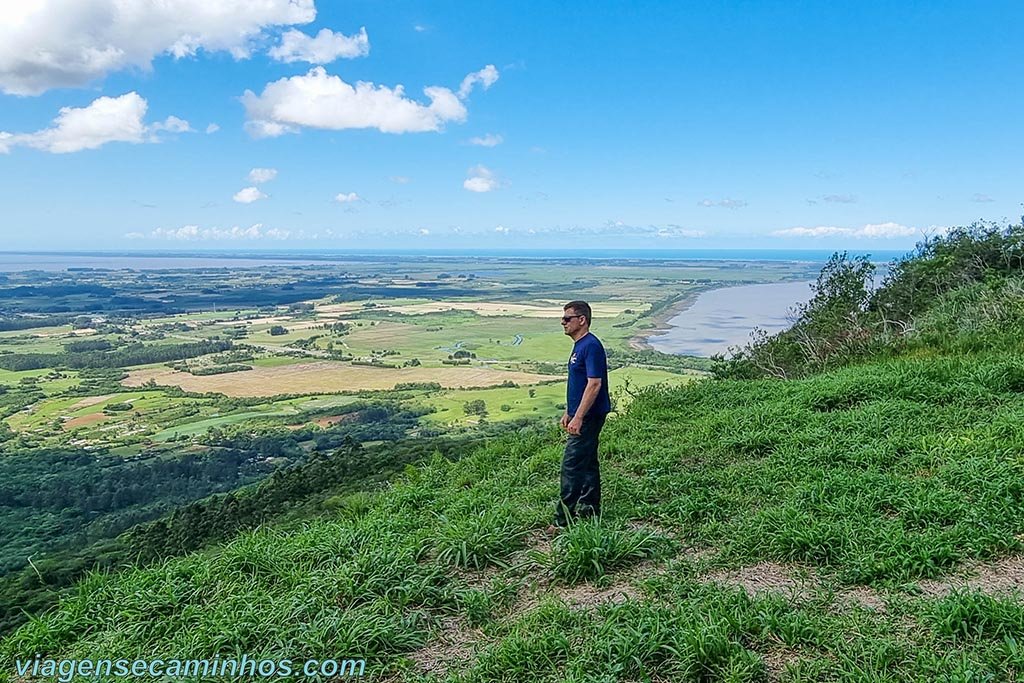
[0,431,490,635]
[0,340,231,371]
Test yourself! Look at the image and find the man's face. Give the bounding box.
[561,309,586,336]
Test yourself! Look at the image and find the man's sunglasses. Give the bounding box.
[561,315,583,323]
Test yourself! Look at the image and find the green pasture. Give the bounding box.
[150,395,362,441]
[249,354,310,368]
[6,391,167,432]
[418,366,697,425]
[337,311,646,366]
[152,409,300,441]
[0,368,78,394]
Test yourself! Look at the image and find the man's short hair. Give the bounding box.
[564,300,592,325]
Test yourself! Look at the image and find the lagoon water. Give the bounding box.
[647,280,816,357]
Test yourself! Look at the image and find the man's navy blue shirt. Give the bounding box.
[567,332,611,417]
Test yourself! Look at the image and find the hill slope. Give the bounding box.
[3,346,1024,681]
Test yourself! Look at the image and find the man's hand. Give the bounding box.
[567,415,583,435]
[560,412,570,430]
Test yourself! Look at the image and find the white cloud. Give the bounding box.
[972,193,995,203]
[151,116,192,133]
[655,226,707,238]
[248,167,277,183]
[457,65,499,99]
[468,133,503,147]
[0,92,189,154]
[698,198,747,209]
[413,24,427,32]
[141,223,293,240]
[772,226,849,238]
[772,222,916,239]
[241,66,493,136]
[495,225,509,234]
[859,222,916,238]
[0,0,316,96]
[463,165,500,192]
[389,175,411,184]
[269,27,370,64]
[418,228,430,235]
[334,192,360,203]
[205,123,220,134]
[233,187,267,203]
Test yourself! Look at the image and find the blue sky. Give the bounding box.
[0,0,1021,251]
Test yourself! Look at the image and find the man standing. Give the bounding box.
[555,300,611,527]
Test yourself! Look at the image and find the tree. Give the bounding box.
[463,399,487,417]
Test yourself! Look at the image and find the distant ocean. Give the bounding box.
[0,249,911,272]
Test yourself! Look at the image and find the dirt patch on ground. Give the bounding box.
[838,586,888,612]
[309,413,359,428]
[66,394,116,411]
[700,561,890,612]
[123,361,552,397]
[759,647,804,682]
[554,578,643,609]
[916,555,1024,598]
[703,562,819,601]
[407,616,482,677]
[62,412,109,430]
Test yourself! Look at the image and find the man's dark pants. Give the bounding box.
[555,412,607,526]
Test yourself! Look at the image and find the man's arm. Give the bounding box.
[566,378,602,434]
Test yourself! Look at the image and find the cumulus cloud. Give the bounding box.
[494,225,509,234]
[859,222,916,238]
[0,92,189,154]
[418,228,430,235]
[139,223,293,240]
[269,27,370,64]
[248,167,277,183]
[242,65,498,136]
[655,225,707,238]
[772,226,849,238]
[518,222,706,239]
[457,65,499,99]
[205,123,220,134]
[468,133,503,147]
[698,198,747,209]
[772,222,916,239]
[463,165,500,193]
[334,192,360,203]
[0,0,316,96]
[233,187,267,203]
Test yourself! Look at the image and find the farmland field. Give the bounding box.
[1,254,818,451]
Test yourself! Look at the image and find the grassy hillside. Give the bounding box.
[3,347,1024,681]
[3,221,1024,681]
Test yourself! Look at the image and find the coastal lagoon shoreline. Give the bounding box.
[639,279,818,357]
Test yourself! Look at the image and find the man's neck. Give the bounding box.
[571,329,590,342]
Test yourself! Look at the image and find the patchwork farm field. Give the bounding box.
[123,361,554,396]
[1,255,816,452]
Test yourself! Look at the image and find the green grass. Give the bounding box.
[4,347,1024,680]
[150,409,300,441]
[418,366,695,425]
